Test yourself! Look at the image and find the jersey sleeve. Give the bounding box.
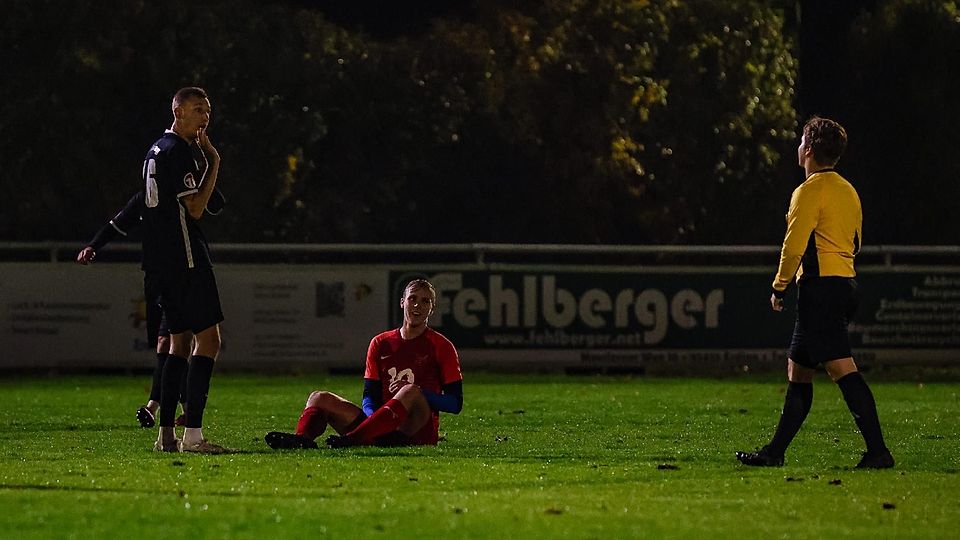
[87,191,143,250]
[111,190,144,234]
[772,181,820,291]
[363,335,381,380]
[164,144,200,200]
[434,333,463,384]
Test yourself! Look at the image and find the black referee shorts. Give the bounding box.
[788,277,859,369]
[157,267,224,335]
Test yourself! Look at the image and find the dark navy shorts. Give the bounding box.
[157,268,224,335]
[789,277,859,369]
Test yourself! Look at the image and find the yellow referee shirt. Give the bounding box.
[773,169,862,292]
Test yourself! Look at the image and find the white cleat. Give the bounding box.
[178,439,232,454]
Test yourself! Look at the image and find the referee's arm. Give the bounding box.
[772,183,820,297]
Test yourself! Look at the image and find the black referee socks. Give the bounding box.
[837,372,888,454]
[185,355,216,429]
[767,381,813,457]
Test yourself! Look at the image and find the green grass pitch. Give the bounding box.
[1,374,958,539]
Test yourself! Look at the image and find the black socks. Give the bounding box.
[149,352,168,403]
[837,372,888,454]
[185,355,216,429]
[159,355,189,427]
[767,382,813,457]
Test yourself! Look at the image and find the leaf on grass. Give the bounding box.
[545,507,563,515]
[828,479,842,485]
[785,477,803,482]
[657,463,679,470]
[882,502,896,510]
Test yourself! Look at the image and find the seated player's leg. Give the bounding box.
[330,384,431,448]
[395,384,431,436]
[265,391,364,450]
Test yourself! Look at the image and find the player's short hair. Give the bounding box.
[172,87,209,111]
[404,279,436,300]
[802,116,847,165]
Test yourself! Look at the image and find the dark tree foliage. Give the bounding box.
[2,0,801,244]
[836,0,960,244]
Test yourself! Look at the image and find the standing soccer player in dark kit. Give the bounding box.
[77,185,224,428]
[264,279,463,450]
[142,87,228,453]
[736,116,893,469]
[77,190,183,428]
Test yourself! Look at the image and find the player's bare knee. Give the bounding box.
[306,390,337,408]
[824,357,858,382]
[156,336,170,354]
[395,384,426,408]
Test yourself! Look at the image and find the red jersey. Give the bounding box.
[364,327,462,442]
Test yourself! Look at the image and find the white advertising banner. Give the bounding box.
[0,263,388,370]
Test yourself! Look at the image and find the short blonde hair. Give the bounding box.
[403,279,436,300]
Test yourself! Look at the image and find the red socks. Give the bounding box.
[295,406,327,439]
[346,399,409,444]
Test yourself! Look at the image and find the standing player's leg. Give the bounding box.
[825,358,893,468]
[757,359,815,464]
[155,331,192,452]
[173,267,228,454]
[179,323,223,453]
[137,298,166,428]
[737,314,816,467]
[265,391,364,450]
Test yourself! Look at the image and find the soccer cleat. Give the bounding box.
[855,449,895,469]
[137,406,156,428]
[326,434,356,449]
[373,431,410,447]
[153,438,180,453]
[264,431,319,450]
[179,439,232,454]
[735,446,785,467]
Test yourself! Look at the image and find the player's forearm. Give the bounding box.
[772,250,802,293]
[185,160,220,219]
[422,381,463,414]
[362,378,382,416]
[87,221,122,251]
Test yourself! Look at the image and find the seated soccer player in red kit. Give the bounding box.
[265,279,463,449]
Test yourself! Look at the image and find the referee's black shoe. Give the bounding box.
[855,449,895,469]
[264,431,318,450]
[736,446,784,467]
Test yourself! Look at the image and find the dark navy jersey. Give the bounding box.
[141,130,212,272]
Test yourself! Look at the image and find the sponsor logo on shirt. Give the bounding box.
[183,172,196,189]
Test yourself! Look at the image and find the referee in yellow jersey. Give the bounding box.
[737,116,894,469]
